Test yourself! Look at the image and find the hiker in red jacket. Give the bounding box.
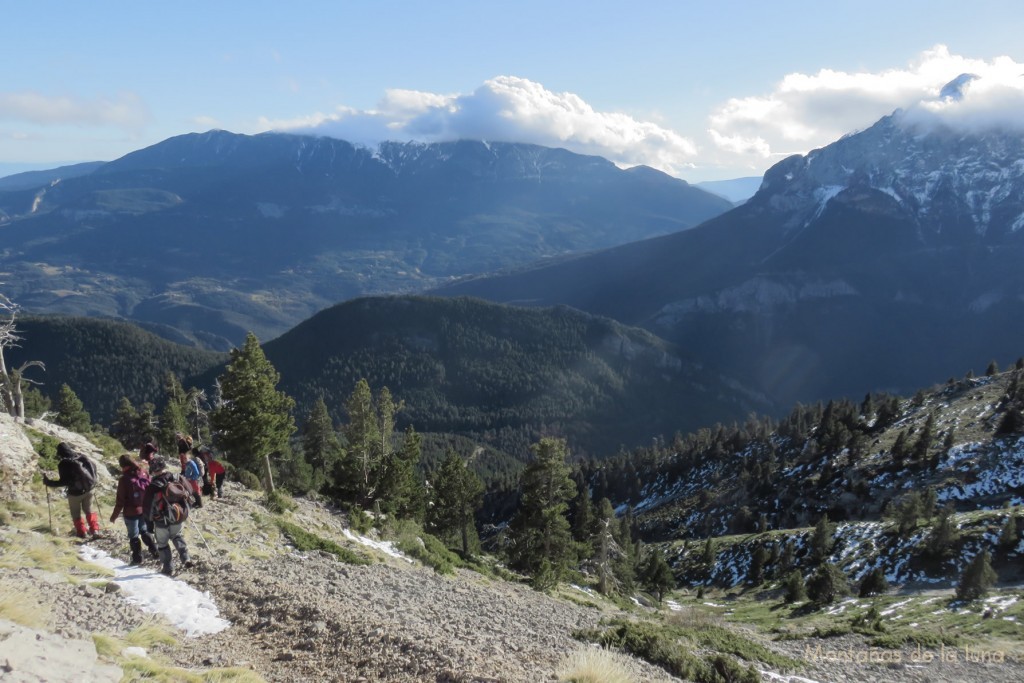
[200,446,226,499]
[109,454,160,565]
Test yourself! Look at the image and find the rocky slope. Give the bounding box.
[1,413,684,682]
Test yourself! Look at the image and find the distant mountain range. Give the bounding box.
[435,111,1024,408]
[0,133,731,349]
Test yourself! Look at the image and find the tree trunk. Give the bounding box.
[263,452,276,494]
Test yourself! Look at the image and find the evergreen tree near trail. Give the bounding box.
[210,332,296,493]
[427,450,484,555]
[56,383,91,433]
[302,397,343,492]
[507,437,577,589]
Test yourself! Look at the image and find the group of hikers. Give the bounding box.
[42,433,227,576]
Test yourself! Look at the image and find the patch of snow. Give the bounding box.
[341,529,412,562]
[880,598,913,617]
[79,546,229,637]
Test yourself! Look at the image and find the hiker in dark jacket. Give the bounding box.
[142,456,194,576]
[109,454,160,565]
[42,442,101,539]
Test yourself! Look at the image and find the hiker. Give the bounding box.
[183,449,204,509]
[139,440,158,471]
[202,447,226,499]
[142,456,194,576]
[109,454,160,565]
[176,433,193,471]
[42,442,101,539]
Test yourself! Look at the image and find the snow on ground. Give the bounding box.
[665,599,683,612]
[880,598,913,617]
[759,671,824,683]
[341,528,412,562]
[79,546,229,637]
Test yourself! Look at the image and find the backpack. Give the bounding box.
[68,454,96,492]
[155,475,192,524]
[127,469,150,505]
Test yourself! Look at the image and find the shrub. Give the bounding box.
[274,519,371,565]
[235,469,263,491]
[556,647,635,683]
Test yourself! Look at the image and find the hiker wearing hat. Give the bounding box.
[142,456,194,576]
[109,454,160,565]
[42,442,102,539]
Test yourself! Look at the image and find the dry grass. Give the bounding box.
[557,646,637,683]
[0,580,47,628]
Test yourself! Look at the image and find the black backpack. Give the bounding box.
[68,453,96,492]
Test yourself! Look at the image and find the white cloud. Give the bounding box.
[707,45,1024,167]
[266,76,699,176]
[261,46,1023,181]
[0,91,149,128]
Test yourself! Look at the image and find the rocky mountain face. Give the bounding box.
[436,112,1024,408]
[0,132,730,349]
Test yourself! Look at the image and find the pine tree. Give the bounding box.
[428,451,484,555]
[593,498,618,595]
[999,514,1019,551]
[302,397,343,491]
[55,383,91,433]
[748,545,770,585]
[339,378,382,504]
[158,372,189,452]
[858,567,889,597]
[986,360,999,376]
[926,506,959,558]
[210,332,296,493]
[377,425,425,521]
[810,514,835,563]
[109,397,141,447]
[783,570,807,603]
[807,562,850,605]
[956,550,997,602]
[912,413,936,463]
[640,547,676,602]
[507,438,577,589]
[702,537,716,566]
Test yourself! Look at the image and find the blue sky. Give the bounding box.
[3,1,1023,181]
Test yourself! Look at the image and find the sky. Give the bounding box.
[2,1,1023,182]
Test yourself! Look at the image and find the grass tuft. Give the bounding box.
[557,646,636,683]
[274,519,371,565]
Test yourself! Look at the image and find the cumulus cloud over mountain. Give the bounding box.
[265,76,699,176]
[265,46,1022,179]
[708,45,1024,163]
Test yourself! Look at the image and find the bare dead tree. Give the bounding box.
[0,290,46,421]
[0,290,20,416]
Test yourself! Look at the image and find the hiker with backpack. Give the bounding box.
[183,449,204,509]
[176,433,193,471]
[109,454,160,565]
[201,446,226,499]
[42,442,102,539]
[142,456,194,576]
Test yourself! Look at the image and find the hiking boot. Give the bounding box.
[160,566,173,577]
[73,518,88,539]
[129,537,143,565]
[184,560,195,569]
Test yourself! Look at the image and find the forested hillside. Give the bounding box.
[253,295,769,459]
[5,315,224,424]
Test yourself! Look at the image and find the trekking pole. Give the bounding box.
[188,516,213,554]
[39,465,54,534]
[45,486,53,534]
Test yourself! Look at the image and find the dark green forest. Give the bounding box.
[6,315,225,425]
